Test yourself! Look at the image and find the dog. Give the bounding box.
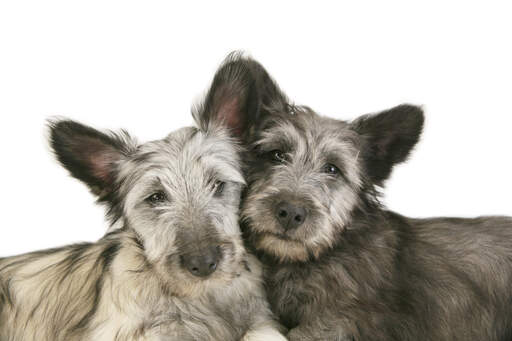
[195,53,512,340]
[0,102,286,339]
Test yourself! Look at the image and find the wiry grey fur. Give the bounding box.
[0,104,286,339]
[199,53,512,341]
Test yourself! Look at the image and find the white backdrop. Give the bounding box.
[0,1,511,256]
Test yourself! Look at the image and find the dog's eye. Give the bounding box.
[269,150,286,163]
[146,191,166,204]
[213,180,225,197]
[323,163,340,175]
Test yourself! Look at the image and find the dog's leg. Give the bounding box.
[242,323,288,341]
[287,321,353,341]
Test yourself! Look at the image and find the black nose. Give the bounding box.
[275,201,307,230]
[181,246,220,278]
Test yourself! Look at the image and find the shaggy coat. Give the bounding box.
[0,105,285,339]
[198,53,512,341]
[0,229,277,340]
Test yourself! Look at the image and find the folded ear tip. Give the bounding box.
[224,50,254,65]
[47,119,85,149]
[397,103,425,120]
[221,51,269,77]
[394,103,423,114]
[48,118,79,135]
[47,118,70,146]
[390,104,425,134]
[47,117,65,134]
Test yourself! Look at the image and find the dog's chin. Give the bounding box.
[252,232,316,263]
[164,269,239,299]
[246,214,335,262]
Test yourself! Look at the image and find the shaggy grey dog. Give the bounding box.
[196,53,512,341]
[0,110,286,339]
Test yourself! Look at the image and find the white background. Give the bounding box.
[0,1,511,256]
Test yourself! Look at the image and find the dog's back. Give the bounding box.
[364,213,512,340]
[397,214,512,340]
[0,234,121,340]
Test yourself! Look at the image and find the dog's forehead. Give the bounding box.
[260,108,357,153]
[293,108,351,137]
[129,126,243,183]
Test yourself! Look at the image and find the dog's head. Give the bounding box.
[49,111,245,296]
[198,53,424,262]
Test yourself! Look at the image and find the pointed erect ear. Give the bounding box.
[49,119,136,196]
[351,104,424,185]
[193,52,288,141]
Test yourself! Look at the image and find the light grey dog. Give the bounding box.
[0,104,286,339]
[196,53,512,341]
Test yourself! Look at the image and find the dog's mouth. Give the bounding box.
[251,231,312,262]
[244,210,306,243]
[244,204,338,262]
[262,229,302,243]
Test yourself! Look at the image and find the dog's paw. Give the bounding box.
[287,327,353,341]
[242,326,287,341]
[286,328,311,341]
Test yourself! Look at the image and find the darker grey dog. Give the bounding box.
[195,53,512,341]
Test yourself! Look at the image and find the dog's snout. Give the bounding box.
[181,246,220,278]
[275,201,307,230]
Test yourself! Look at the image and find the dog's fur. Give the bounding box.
[198,53,512,341]
[0,103,286,339]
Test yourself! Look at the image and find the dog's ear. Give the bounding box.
[351,104,424,185]
[194,52,288,141]
[49,119,136,196]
